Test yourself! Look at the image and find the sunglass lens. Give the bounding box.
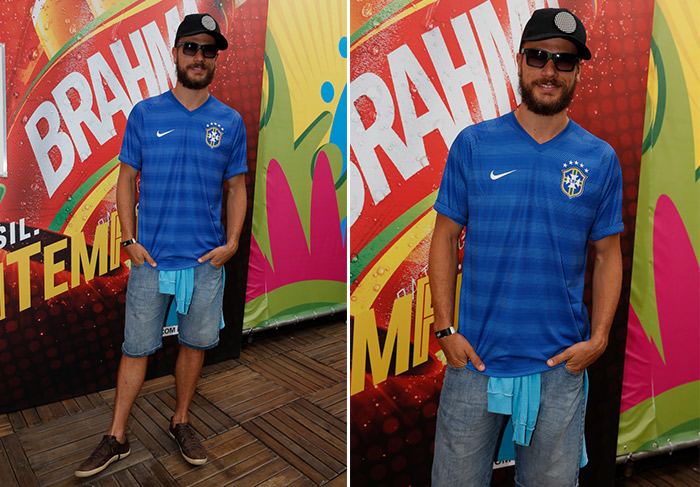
[182,42,198,56]
[554,54,577,71]
[201,45,218,58]
[526,49,548,68]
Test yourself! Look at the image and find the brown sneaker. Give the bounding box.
[169,419,207,465]
[75,435,130,477]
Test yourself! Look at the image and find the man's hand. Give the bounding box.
[198,242,238,268]
[125,243,156,267]
[438,332,486,371]
[546,337,607,374]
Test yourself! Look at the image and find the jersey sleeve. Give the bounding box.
[589,147,624,241]
[224,113,248,180]
[434,131,469,227]
[118,103,143,171]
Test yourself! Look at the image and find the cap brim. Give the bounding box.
[520,33,591,60]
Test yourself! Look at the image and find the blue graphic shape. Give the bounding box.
[339,36,348,58]
[321,81,335,103]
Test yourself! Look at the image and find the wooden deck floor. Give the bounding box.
[0,320,347,487]
[616,446,699,487]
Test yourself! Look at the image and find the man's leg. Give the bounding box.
[76,265,168,478]
[514,365,586,487]
[432,366,508,487]
[109,355,148,441]
[172,345,205,425]
[168,263,223,465]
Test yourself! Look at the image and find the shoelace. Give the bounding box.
[89,436,115,461]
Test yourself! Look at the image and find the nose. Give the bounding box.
[541,58,557,77]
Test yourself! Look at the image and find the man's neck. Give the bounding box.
[171,84,210,111]
[513,105,570,144]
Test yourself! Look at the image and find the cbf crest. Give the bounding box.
[561,161,588,198]
[205,122,224,149]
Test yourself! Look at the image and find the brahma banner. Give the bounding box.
[0,0,268,411]
[350,0,653,484]
[618,0,700,457]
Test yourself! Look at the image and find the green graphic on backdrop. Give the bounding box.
[618,1,700,455]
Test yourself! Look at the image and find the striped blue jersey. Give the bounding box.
[119,91,247,270]
[435,111,623,377]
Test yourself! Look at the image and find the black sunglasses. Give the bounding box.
[177,42,218,58]
[521,48,579,72]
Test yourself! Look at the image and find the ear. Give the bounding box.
[172,46,178,62]
[516,52,523,77]
[575,61,582,83]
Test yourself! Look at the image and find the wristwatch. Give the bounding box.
[122,238,137,248]
[434,326,456,339]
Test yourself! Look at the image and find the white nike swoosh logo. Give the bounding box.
[157,130,174,137]
[490,169,516,180]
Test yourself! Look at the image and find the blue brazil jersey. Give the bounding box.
[119,91,247,270]
[435,111,623,377]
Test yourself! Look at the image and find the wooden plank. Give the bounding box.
[129,399,173,458]
[21,408,42,428]
[286,477,316,487]
[0,434,20,487]
[30,434,144,479]
[305,383,346,420]
[186,447,279,487]
[282,401,345,452]
[26,432,117,472]
[664,461,700,486]
[264,408,344,472]
[112,467,141,487]
[223,456,291,487]
[243,417,335,484]
[15,404,110,442]
[60,398,82,415]
[197,366,259,397]
[252,466,312,487]
[95,474,121,487]
[189,392,237,431]
[48,401,69,421]
[138,458,179,487]
[7,412,26,431]
[325,471,347,487]
[74,394,96,412]
[0,414,13,438]
[288,399,346,443]
[1,434,39,487]
[204,377,284,406]
[178,442,272,487]
[220,389,298,423]
[41,443,151,487]
[17,407,113,455]
[87,392,106,408]
[129,462,166,487]
[159,426,255,479]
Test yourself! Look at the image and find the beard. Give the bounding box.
[176,61,215,90]
[519,75,576,116]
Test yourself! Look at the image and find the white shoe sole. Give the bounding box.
[169,430,207,465]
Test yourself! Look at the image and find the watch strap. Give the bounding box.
[434,326,456,339]
[122,238,137,248]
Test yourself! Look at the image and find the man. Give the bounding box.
[75,13,247,477]
[429,8,622,487]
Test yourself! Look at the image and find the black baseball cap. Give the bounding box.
[175,13,228,51]
[520,8,591,60]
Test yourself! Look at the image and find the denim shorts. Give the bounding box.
[432,365,586,487]
[122,263,223,357]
